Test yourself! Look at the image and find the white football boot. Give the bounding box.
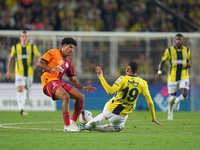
[64,125,79,132]
[70,120,79,131]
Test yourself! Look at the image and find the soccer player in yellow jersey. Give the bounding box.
[81,62,160,132]
[6,31,40,115]
[156,33,191,120]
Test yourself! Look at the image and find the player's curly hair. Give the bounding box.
[175,33,184,37]
[129,61,138,73]
[61,37,77,46]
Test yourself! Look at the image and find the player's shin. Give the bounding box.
[62,100,70,126]
[85,113,106,129]
[95,124,122,132]
[71,100,84,122]
[63,112,70,126]
[26,88,30,102]
[16,91,24,110]
[167,95,176,120]
[174,95,185,111]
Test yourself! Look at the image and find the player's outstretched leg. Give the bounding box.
[94,124,122,132]
[80,113,106,131]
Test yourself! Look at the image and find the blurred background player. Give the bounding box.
[156,33,191,120]
[37,37,96,132]
[81,62,160,132]
[6,30,40,115]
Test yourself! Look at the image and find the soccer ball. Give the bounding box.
[78,110,93,124]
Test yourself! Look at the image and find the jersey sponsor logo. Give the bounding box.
[128,80,139,87]
[173,60,185,64]
[115,77,121,83]
[19,55,29,59]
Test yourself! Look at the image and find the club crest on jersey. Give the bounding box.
[65,62,69,68]
[115,77,121,83]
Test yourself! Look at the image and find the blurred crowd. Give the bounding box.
[1,0,200,32]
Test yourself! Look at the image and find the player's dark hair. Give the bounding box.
[61,38,77,46]
[22,30,27,34]
[175,33,184,37]
[129,61,138,73]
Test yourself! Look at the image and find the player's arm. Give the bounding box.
[143,81,161,125]
[68,76,96,92]
[96,66,121,95]
[186,48,191,69]
[155,48,169,80]
[37,58,53,72]
[37,50,63,72]
[33,44,41,67]
[6,55,14,79]
[6,46,15,79]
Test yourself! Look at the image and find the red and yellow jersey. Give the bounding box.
[40,49,75,88]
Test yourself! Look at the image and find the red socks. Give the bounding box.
[62,112,70,126]
[71,100,84,122]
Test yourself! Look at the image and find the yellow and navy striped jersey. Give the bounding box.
[162,46,190,82]
[98,75,156,119]
[10,43,40,77]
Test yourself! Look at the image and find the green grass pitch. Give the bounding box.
[0,111,200,150]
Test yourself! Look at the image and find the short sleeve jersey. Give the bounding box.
[103,75,155,117]
[10,43,40,77]
[161,46,190,82]
[40,49,75,88]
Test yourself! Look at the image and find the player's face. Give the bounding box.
[62,44,75,56]
[126,66,131,74]
[174,36,184,48]
[20,33,29,45]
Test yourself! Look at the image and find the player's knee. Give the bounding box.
[79,93,85,102]
[182,92,188,98]
[62,94,70,101]
[17,86,24,92]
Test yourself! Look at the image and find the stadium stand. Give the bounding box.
[0,0,200,32]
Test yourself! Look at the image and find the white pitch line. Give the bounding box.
[0,121,63,132]
[0,125,63,131]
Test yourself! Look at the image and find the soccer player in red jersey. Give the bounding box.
[37,38,96,132]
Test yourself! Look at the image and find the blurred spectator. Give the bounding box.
[0,0,200,32]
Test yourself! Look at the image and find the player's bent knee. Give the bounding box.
[78,93,85,102]
[62,94,70,101]
[183,93,188,98]
[17,86,24,92]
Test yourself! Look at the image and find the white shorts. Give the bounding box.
[15,75,33,89]
[102,103,128,129]
[167,79,189,94]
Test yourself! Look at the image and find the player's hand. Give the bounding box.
[155,74,161,80]
[152,119,161,126]
[186,62,191,69]
[96,66,103,75]
[82,86,96,92]
[50,66,64,72]
[5,71,11,79]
